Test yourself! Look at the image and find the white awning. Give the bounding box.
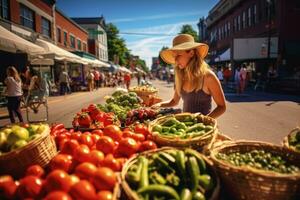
[0,25,44,54]
[92,59,110,68]
[117,66,132,74]
[215,48,230,62]
[36,39,86,64]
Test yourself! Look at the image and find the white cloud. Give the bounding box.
[123,21,198,68]
[110,11,205,23]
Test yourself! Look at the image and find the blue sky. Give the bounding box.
[57,0,218,67]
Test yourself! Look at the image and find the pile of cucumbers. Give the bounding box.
[151,115,214,139]
[217,149,299,174]
[125,149,216,200]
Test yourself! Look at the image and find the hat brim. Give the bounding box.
[160,42,209,65]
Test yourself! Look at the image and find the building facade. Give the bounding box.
[206,0,300,80]
[72,17,108,62]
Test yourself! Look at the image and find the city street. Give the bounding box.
[1,79,299,145]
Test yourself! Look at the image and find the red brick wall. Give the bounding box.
[28,0,52,16]
[55,11,88,52]
[10,0,20,24]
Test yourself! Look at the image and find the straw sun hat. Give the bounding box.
[160,34,209,65]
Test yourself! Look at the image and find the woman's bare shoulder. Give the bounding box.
[205,69,218,81]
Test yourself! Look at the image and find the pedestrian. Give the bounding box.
[59,69,70,95]
[4,66,24,123]
[124,73,131,90]
[239,64,247,93]
[86,70,94,91]
[152,34,226,118]
[217,67,223,83]
[93,69,100,90]
[223,66,231,85]
[136,72,141,85]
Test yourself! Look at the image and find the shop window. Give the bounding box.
[57,28,61,43]
[64,31,67,46]
[41,17,51,37]
[20,4,35,30]
[228,22,230,35]
[0,0,9,20]
[77,39,81,50]
[248,7,251,27]
[242,11,246,29]
[233,17,237,32]
[70,35,75,48]
[253,4,257,24]
[238,15,241,31]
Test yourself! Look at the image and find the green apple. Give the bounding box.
[28,134,40,141]
[36,124,48,135]
[7,127,29,146]
[3,128,12,135]
[11,140,27,150]
[30,124,40,133]
[0,131,7,149]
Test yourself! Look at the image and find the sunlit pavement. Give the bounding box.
[1,79,299,145]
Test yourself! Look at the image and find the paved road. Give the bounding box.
[1,79,299,145]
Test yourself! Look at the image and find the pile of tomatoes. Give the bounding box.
[72,104,119,129]
[0,123,157,200]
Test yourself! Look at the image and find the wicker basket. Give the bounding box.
[0,124,57,178]
[283,127,300,153]
[210,141,300,200]
[121,147,220,200]
[149,113,217,150]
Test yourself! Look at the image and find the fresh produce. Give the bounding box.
[151,114,214,139]
[0,123,49,154]
[125,108,158,126]
[125,148,215,200]
[287,128,300,152]
[129,85,158,93]
[217,150,300,174]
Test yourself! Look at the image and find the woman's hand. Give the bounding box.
[151,102,162,109]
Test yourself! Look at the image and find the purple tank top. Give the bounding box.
[181,89,212,114]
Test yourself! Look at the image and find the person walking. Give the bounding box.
[124,73,131,90]
[234,67,241,94]
[93,69,100,90]
[239,65,247,93]
[152,34,226,118]
[4,66,24,123]
[59,69,70,95]
[217,67,224,83]
[86,70,94,91]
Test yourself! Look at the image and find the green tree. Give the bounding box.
[179,24,198,42]
[106,23,130,66]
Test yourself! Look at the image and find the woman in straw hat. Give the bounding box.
[153,34,226,118]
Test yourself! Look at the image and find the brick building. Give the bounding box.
[206,0,300,84]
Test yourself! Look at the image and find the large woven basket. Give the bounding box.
[210,141,300,200]
[0,124,57,178]
[149,113,217,150]
[283,127,300,153]
[121,147,220,200]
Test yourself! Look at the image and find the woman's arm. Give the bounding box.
[153,90,180,108]
[207,72,226,118]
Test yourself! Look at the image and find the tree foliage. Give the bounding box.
[179,24,198,42]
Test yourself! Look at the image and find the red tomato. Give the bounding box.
[117,137,139,157]
[69,175,80,186]
[101,154,121,171]
[17,176,43,199]
[25,165,45,178]
[134,124,149,136]
[92,129,103,136]
[116,157,127,168]
[79,134,94,148]
[96,136,115,155]
[61,139,80,155]
[55,133,69,147]
[69,180,97,200]
[45,170,72,192]
[92,167,117,191]
[122,130,134,138]
[88,150,104,166]
[97,190,113,200]
[73,144,91,163]
[51,123,65,132]
[138,140,157,152]
[70,131,82,141]
[44,191,72,200]
[58,138,69,151]
[131,133,145,142]
[74,162,97,180]
[0,175,17,199]
[49,154,74,173]
[91,134,101,143]
[103,125,122,142]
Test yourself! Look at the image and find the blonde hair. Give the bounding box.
[7,66,21,83]
[174,49,209,95]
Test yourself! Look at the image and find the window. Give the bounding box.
[242,11,246,29]
[70,35,75,48]
[0,0,9,20]
[77,39,81,50]
[248,7,252,27]
[254,4,257,24]
[20,4,35,30]
[238,15,241,30]
[41,17,51,37]
[83,43,87,52]
[64,31,67,46]
[228,22,230,35]
[225,23,227,37]
[218,27,221,40]
[57,28,61,43]
[233,17,237,32]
